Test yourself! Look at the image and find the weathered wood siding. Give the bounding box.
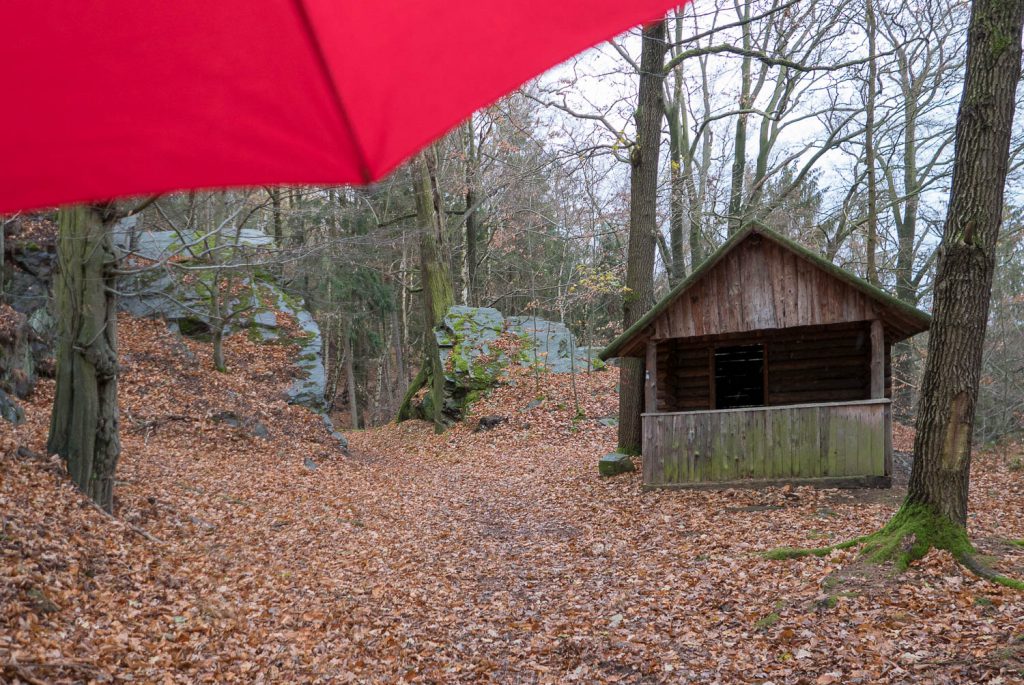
[655,322,893,412]
[652,236,878,340]
[656,341,712,411]
[641,400,890,487]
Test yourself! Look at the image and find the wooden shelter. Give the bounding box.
[600,226,931,489]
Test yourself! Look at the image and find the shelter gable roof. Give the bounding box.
[599,225,931,359]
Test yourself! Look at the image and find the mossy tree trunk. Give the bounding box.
[47,204,122,512]
[617,20,666,455]
[397,147,454,430]
[908,0,1024,527]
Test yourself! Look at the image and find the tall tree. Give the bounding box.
[863,0,880,285]
[461,119,482,306]
[773,0,1024,588]
[397,146,455,430]
[48,204,122,511]
[906,0,1023,529]
[618,20,666,454]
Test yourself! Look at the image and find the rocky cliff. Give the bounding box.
[0,217,331,427]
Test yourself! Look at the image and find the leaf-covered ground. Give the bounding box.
[2,315,1023,683]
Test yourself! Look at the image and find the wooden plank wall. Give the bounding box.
[655,322,889,411]
[766,326,869,405]
[643,400,888,485]
[653,235,877,340]
[655,340,711,411]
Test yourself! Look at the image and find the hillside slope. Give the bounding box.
[2,315,1024,683]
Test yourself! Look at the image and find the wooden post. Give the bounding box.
[708,347,716,409]
[869,319,885,399]
[645,341,658,413]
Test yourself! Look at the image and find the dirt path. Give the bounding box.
[4,319,1024,683]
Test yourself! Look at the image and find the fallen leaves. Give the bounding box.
[1,314,1023,683]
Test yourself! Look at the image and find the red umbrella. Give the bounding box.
[0,1,681,213]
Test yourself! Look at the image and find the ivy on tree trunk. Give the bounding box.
[48,204,122,512]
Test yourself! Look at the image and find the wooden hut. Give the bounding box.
[600,226,930,489]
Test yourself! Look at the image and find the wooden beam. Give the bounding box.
[645,341,658,413]
[870,319,885,399]
[708,346,716,409]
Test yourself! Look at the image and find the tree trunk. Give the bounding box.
[665,35,686,285]
[211,325,227,373]
[894,103,921,305]
[462,120,480,306]
[908,0,1024,526]
[270,188,283,247]
[390,303,406,401]
[727,1,752,235]
[618,20,666,454]
[47,204,121,512]
[344,331,359,428]
[864,0,880,285]
[397,148,455,429]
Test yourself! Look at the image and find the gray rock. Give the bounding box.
[322,415,350,451]
[112,222,275,262]
[596,417,618,428]
[507,316,602,373]
[598,452,636,477]
[0,388,23,424]
[525,399,543,411]
[211,411,241,428]
[407,306,604,425]
[303,457,318,471]
[251,422,270,439]
[252,310,277,328]
[475,415,506,432]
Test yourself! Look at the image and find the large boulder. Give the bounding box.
[409,305,602,424]
[507,316,603,373]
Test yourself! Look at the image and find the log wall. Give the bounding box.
[641,399,891,487]
[654,322,892,412]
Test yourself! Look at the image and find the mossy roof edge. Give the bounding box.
[599,224,931,360]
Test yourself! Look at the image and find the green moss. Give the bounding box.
[177,317,212,341]
[764,535,866,560]
[1010,540,1024,548]
[754,612,780,630]
[767,502,1024,590]
[614,440,638,456]
[860,503,973,570]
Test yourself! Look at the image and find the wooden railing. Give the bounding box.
[641,399,891,488]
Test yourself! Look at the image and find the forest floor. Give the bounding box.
[2,315,1024,684]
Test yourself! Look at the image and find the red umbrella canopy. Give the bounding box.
[0,1,682,213]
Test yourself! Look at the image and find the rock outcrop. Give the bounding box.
[407,305,602,424]
[112,221,327,412]
[1,217,58,421]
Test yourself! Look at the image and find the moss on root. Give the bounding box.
[765,502,1024,590]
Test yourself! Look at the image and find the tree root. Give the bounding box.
[765,502,1024,590]
[396,366,428,423]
